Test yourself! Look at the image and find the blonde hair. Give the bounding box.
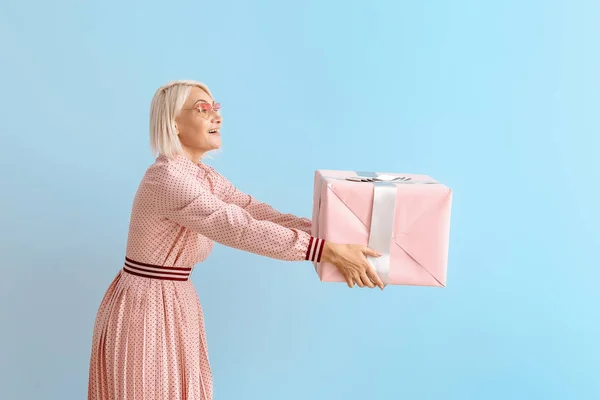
[149,80,214,159]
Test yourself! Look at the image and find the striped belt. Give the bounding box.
[123,257,192,281]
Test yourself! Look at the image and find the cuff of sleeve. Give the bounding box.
[305,237,325,263]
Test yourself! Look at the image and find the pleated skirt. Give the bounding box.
[87,269,213,400]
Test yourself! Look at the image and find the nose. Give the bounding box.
[211,112,222,125]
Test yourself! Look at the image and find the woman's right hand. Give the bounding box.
[320,241,385,290]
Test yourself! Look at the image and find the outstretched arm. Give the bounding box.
[152,165,322,262]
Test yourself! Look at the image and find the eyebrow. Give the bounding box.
[193,99,212,105]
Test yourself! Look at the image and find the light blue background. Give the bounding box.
[1,0,599,399]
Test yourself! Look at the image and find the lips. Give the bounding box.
[208,129,219,134]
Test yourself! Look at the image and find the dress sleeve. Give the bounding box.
[208,166,312,235]
[152,166,324,262]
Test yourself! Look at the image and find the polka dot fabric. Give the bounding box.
[88,155,322,399]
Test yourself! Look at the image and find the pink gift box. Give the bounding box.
[311,170,453,287]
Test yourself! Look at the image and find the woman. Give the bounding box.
[87,80,384,400]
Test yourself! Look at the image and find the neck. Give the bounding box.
[182,148,204,164]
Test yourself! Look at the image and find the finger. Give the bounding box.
[365,265,385,290]
[344,274,354,288]
[360,272,375,288]
[353,274,365,288]
[363,247,382,258]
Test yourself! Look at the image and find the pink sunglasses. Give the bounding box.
[197,102,221,114]
[182,102,222,118]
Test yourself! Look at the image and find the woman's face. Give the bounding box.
[175,86,222,159]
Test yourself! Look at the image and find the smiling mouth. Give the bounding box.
[208,129,219,134]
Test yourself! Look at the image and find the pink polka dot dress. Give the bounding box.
[87,155,324,400]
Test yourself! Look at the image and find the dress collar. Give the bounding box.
[157,154,208,177]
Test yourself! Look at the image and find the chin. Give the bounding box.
[210,138,222,149]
